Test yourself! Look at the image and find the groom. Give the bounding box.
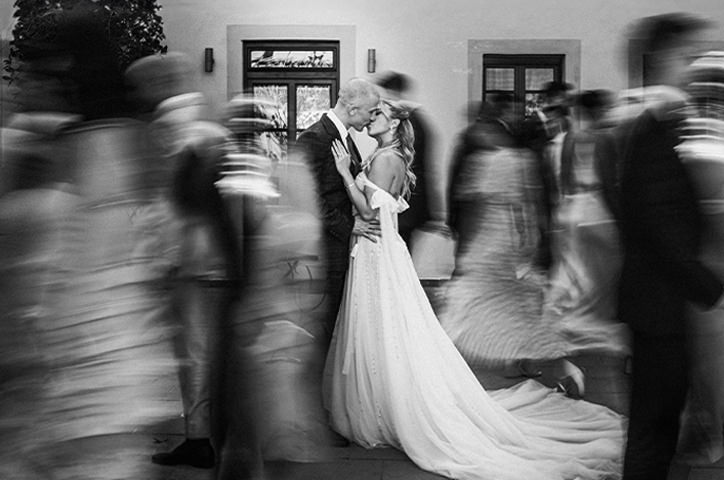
[296,77,381,344]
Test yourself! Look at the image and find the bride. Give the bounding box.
[323,99,625,480]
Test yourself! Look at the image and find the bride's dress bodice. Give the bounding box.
[351,171,409,236]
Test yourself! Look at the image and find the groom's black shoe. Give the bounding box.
[152,438,215,468]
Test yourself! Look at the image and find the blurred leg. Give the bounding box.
[623,332,688,480]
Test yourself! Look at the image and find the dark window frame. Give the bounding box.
[244,40,340,141]
[483,54,565,120]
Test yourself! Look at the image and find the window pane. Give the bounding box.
[250,50,335,69]
[525,68,554,90]
[483,92,515,104]
[261,131,287,162]
[485,68,514,90]
[252,85,288,129]
[296,85,331,130]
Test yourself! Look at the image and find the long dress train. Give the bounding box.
[323,169,625,480]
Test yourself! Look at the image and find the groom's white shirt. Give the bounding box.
[327,109,349,141]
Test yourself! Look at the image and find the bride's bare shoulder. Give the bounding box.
[369,149,405,174]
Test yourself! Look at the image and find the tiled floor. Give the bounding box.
[67,280,724,479]
[140,354,724,480]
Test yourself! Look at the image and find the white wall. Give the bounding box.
[158,1,724,178]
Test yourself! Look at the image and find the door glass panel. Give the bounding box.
[252,84,288,129]
[485,68,514,90]
[250,50,335,69]
[260,130,287,163]
[296,84,332,130]
[525,68,554,90]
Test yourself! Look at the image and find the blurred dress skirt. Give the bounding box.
[440,147,571,367]
[0,119,179,480]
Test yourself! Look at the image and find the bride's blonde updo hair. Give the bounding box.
[383,99,417,199]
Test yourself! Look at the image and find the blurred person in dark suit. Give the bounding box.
[670,50,724,467]
[618,13,724,480]
[536,81,575,270]
[375,71,446,245]
[125,52,242,470]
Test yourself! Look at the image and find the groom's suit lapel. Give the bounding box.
[320,113,361,176]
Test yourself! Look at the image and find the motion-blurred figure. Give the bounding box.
[441,95,584,395]
[220,94,343,469]
[374,71,445,245]
[125,52,242,470]
[677,50,724,466]
[545,90,629,355]
[618,14,724,480]
[0,4,179,479]
[0,34,81,479]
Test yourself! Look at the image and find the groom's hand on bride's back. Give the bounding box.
[353,217,381,242]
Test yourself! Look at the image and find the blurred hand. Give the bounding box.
[331,139,351,177]
[353,217,381,242]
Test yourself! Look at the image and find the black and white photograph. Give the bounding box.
[2,1,724,479]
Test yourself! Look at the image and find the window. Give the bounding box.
[483,54,564,120]
[243,40,340,153]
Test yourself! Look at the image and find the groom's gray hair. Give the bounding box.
[338,77,380,108]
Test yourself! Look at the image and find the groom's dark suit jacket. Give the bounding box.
[618,108,723,335]
[295,113,361,331]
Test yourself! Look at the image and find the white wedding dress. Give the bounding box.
[323,168,625,480]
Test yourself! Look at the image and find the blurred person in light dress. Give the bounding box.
[1,3,179,479]
[0,33,81,480]
[441,95,587,396]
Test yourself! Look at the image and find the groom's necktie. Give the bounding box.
[346,135,362,175]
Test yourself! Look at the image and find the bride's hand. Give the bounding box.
[331,139,351,176]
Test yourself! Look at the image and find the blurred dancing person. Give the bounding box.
[1,4,181,479]
[618,14,724,480]
[442,95,586,394]
[0,33,81,479]
[675,51,724,466]
[546,90,629,355]
[125,52,242,469]
[375,71,445,245]
[220,94,353,469]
